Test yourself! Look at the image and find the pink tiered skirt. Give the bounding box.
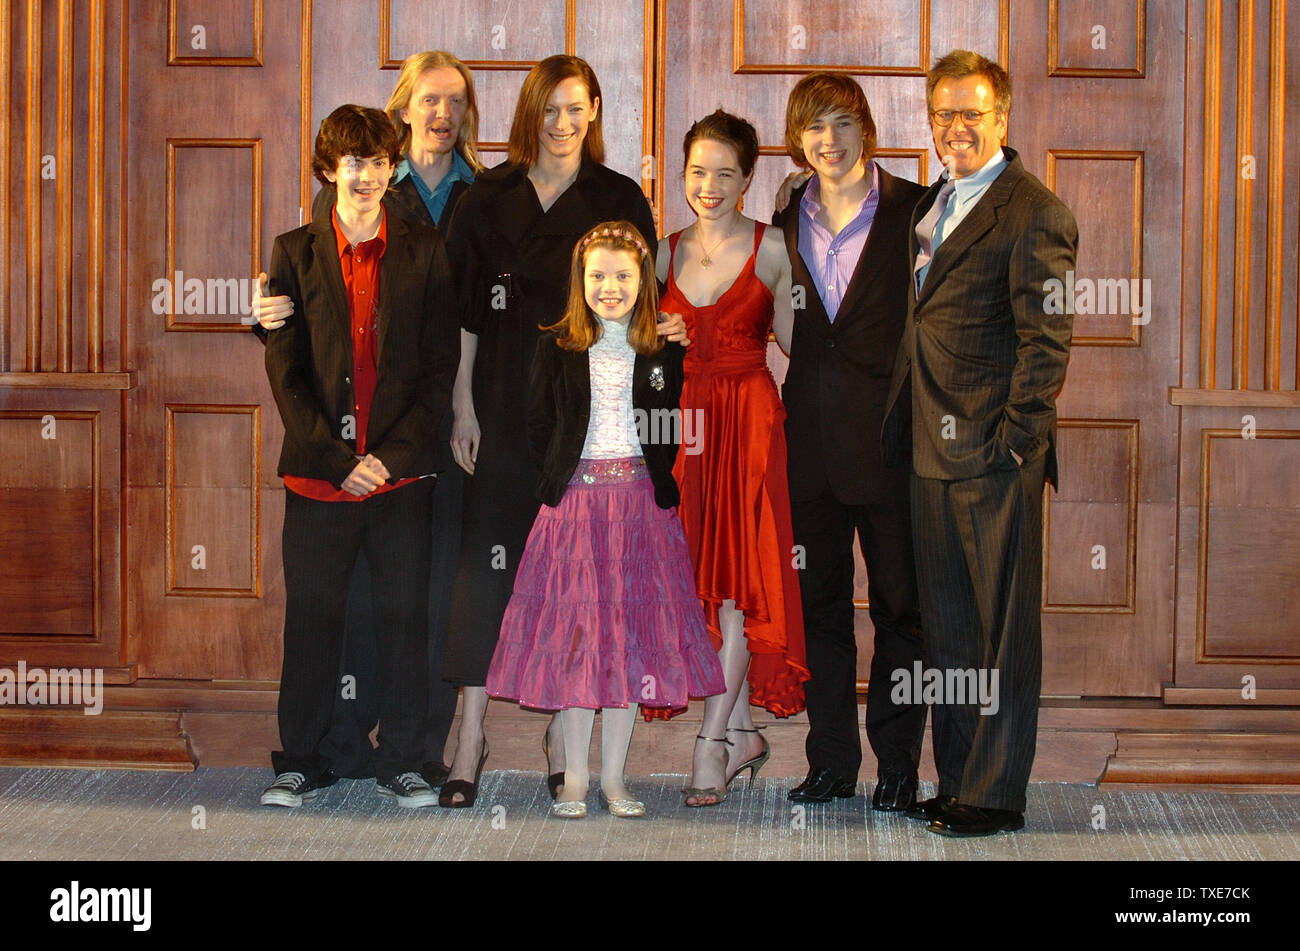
[486,457,725,711]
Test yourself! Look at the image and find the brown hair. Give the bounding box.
[926,49,1012,117]
[784,72,877,168]
[683,110,759,177]
[543,221,662,354]
[385,50,485,172]
[311,104,402,185]
[507,55,604,167]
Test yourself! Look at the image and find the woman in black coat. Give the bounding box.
[438,55,664,806]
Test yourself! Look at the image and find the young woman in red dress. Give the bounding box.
[656,111,810,806]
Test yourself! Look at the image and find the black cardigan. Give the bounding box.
[528,330,686,508]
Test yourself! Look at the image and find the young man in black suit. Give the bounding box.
[773,74,928,810]
[260,104,459,807]
[883,50,1077,836]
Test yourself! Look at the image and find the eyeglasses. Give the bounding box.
[929,109,997,127]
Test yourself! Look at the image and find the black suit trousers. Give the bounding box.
[318,423,463,777]
[910,457,1045,813]
[791,484,925,777]
[273,480,432,781]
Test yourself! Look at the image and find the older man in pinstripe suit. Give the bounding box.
[882,50,1078,836]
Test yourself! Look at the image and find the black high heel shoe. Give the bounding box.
[542,729,565,800]
[725,727,771,786]
[438,741,489,808]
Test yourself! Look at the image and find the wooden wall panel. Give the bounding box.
[1046,150,1144,346]
[165,405,259,596]
[382,0,573,68]
[1200,430,1300,660]
[168,0,263,65]
[1048,0,1145,77]
[1044,420,1138,611]
[0,412,95,636]
[734,0,928,74]
[165,139,261,331]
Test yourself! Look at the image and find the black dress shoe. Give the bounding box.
[905,795,957,822]
[787,768,857,803]
[871,772,918,812]
[927,803,1024,837]
[420,761,451,789]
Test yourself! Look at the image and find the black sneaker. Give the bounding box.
[260,771,336,807]
[377,771,438,808]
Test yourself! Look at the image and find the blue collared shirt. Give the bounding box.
[933,147,1009,248]
[393,149,474,225]
[797,161,880,321]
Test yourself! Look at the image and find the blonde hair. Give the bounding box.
[544,221,662,354]
[385,50,484,172]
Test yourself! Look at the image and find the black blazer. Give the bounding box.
[881,148,1077,486]
[264,211,460,487]
[773,165,927,504]
[528,331,686,508]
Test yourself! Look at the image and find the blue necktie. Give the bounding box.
[914,179,956,293]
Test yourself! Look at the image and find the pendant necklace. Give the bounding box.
[698,215,740,269]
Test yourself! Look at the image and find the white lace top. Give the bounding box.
[580,319,642,459]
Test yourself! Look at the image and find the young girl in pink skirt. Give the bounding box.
[486,221,725,818]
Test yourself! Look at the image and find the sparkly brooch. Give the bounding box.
[582,473,596,483]
[649,365,665,391]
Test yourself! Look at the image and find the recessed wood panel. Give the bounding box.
[734,0,929,75]
[1046,150,1145,347]
[166,404,260,597]
[1044,420,1138,612]
[0,412,96,635]
[168,0,263,66]
[1048,0,1146,77]
[380,0,574,69]
[1200,429,1300,660]
[164,139,262,332]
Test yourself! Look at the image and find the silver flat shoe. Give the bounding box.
[599,789,646,818]
[551,799,587,819]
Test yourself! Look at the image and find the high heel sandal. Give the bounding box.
[438,740,489,808]
[541,729,565,801]
[725,726,771,786]
[682,735,732,807]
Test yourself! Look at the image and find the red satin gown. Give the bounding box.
[656,222,809,716]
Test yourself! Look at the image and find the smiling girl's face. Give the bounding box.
[583,247,641,325]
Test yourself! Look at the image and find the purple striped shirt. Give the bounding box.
[798,161,880,321]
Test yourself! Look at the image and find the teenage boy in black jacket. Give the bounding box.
[260,104,459,807]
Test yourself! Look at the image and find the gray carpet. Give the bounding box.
[1,767,1297,860]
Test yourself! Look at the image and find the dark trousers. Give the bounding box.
[318,460,463,777]
[273,480,432,781]
[910,457,1045,813]
[791,483,925,778]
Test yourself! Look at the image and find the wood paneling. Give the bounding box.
[165,404,260,597]
[1044,420,1138,612]
[733,0,929,75]
[168,0,263,66]
[1045,149,1145,347]
[1048,0,1146,77]
[0,413,96,637]
[164,139,262,332]
[1199,429,1300,661]
[380,0,576,69]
